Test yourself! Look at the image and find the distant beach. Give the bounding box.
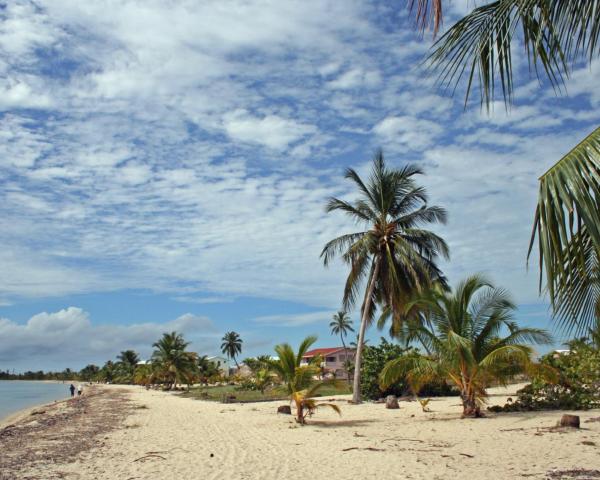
[2,384,599,479]
[0,380,69,423]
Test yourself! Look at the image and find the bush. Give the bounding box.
[492,340,600,412]
[360,338,455,400]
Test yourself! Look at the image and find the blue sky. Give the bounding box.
[1,1,599,372]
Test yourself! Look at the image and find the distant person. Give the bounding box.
[69,384,75,397]
[77,384,83,396]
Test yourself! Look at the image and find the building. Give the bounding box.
[300,347,355,379]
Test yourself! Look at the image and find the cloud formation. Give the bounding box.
[0,0,599,337]
[0,308,217,371]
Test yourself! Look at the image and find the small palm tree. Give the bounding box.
[152,331,197,390]
[380,275,553,417]
[329,311,354,383]
[322,150,449,403]
[271,336,341,424]
[221,331,243,369]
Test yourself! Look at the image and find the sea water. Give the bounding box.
[0,380,70,422]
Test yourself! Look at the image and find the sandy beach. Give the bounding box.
[2,384,599,480]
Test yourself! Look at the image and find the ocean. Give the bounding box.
[0,380,71,422]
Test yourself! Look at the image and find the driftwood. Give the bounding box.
[342,447,385,452]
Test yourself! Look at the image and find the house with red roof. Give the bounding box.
[300,347,355,379]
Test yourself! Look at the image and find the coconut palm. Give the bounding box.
[380,274,553,417]
[152,331,197,389]
[116,349,140,383]
[413,0,600,334]
[321,150,449,403]
[221,331,243,369]
[329,311,355,384]
[271,336,340,424]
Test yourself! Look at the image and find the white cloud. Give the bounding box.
[222,109,317,151]
[0,307,217,370]
[373,115,443,150]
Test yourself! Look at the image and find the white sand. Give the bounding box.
[50,384,600,479]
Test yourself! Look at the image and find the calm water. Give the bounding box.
[0,380,70,422]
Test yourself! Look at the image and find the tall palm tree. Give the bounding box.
[380,274,553,417]
[221,331,243,369]
[116,349,140,383]
[152,331,197,389]
[321,150,449,403]
[413,0,600,334]
[271,336,341,424]
[329,311,354,383]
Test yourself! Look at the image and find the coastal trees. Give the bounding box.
[152,332,198,389]
[116,350,140,383]
[321,150,449,403]
[380,274,552,417]
[329,311,354,383]
[417,0,600,334]
[271,336,340,424]
[221,331,243,369]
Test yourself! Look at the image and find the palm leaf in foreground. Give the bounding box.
[528,126,600,333]
[426,0,600,108]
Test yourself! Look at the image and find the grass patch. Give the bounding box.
[181,382,352,403]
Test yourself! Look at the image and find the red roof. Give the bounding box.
[302,347,353,358]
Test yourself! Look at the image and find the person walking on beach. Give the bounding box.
[77,384,83,396]
[69,384,75,397]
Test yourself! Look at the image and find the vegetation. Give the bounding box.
[271,336,341,424]
[380,275,552,417]
[329,311,354,383]
[182,383,351,403]
[415,0,600,335]
[491,336,600,412]
[151,332,198,389]
[360,338,454,401]
[321,150,449,403]
[221,331,243,368]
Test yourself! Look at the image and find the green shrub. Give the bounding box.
[493,340,600,412]
[360,338,455,400]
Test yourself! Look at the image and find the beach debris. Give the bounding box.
[277,405,292,415]
[585,417,600,423]
[210,453,214,457]
[560,414,581,429]
[342,447,385,452]
[546,468,600,478]
[385,395,399,409]
[581,440,596,446]
[133,454,166,462]
[30,410,46,415]
[418,398,431,412]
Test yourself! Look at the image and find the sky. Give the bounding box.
[1,0,599,372]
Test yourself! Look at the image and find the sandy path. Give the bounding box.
[21,385,600,480]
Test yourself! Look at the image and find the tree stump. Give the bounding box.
[277,405,292,415]
[385,395,399,409]
[560,414,580,428]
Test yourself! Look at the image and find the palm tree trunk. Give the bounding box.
[352,257,381,404]
[340,333,351,386]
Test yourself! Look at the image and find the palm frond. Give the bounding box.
[529,126,600,333]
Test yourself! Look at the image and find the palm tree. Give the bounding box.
[321,150,449,403]
[270,336,341,424]
[116,350,140,383]
[413,1,600,334]
[221,331,243,369]
[380,274,553,417]
[152,331,198,389]
[329,311,354,383]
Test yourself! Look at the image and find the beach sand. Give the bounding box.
[2,384,600,479]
